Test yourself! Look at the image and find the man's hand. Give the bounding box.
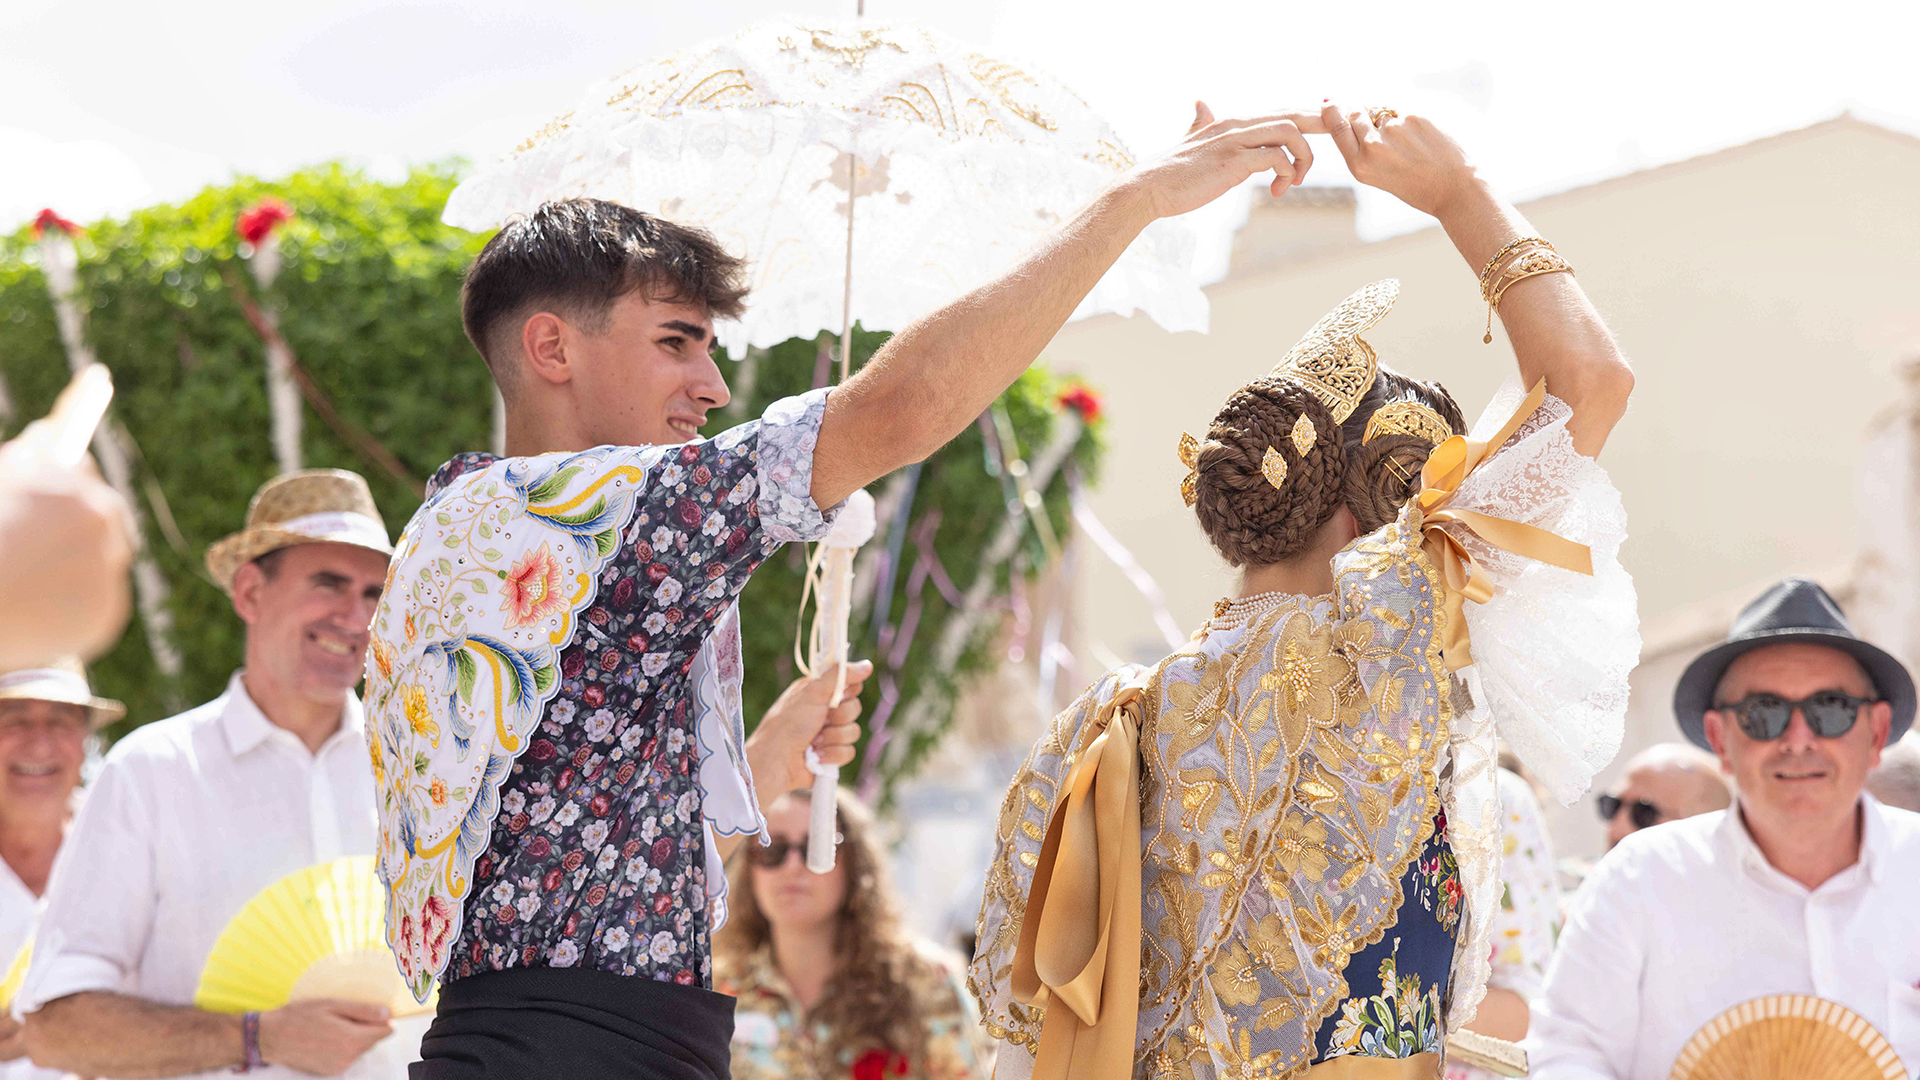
[0,451,133,667]
[1320,102,1479,218]
[259,999,392,1076]
[745,662,872,804]
[1120,102,1321,221]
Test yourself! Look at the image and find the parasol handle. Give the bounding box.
[806,544,856,872]
[801,490,875,874]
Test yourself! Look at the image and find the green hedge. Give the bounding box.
[0,163,1097,796]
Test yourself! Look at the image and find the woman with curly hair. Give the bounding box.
[716,786,990,1080]
[971,103,1639,1080]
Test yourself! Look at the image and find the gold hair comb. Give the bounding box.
[1363,401,1452,447]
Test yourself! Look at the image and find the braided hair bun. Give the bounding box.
[1191,367,1467,568]
[1191,378,1346,567]
[1343,370,1469,533]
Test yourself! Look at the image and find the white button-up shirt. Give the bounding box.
[1528,795,1920,1079]
[14,674,426,1079]
[0,859,59,1080]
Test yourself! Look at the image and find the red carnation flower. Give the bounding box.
[31,209,81,239]
[236,198,293,246]
[1056,382,1103,423]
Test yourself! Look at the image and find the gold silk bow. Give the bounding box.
[1416,379,1593,671]
[1011,680,1145,1080]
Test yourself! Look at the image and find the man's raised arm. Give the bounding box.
[809,105,1320,510]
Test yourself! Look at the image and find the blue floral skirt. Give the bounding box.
[1310,811,1462,1063]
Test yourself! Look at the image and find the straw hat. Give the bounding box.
[0,657,125,730]
[205,470,393,594]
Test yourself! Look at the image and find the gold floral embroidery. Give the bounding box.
[969,506,1454,1077]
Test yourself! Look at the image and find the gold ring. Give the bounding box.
[1368,108,1399,127]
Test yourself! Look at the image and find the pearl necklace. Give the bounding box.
[1208,590,1298,632]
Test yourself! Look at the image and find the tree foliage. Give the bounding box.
[0,163,1097,796]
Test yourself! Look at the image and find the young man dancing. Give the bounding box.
[375,104,1320,1078]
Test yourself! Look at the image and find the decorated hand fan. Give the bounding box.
[0,940,31,1007]
[1668,994,1905,1080]
[194,855,432,1017]
[1445,1029,1527,1077]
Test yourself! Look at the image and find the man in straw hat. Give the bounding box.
[377,101,1351,1076]
[0,659,119,1079]
[1529,577,1920,1078]
[16,469,424,1079]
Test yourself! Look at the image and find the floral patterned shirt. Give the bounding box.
[422,390,838,989]
[720,939,992,1080]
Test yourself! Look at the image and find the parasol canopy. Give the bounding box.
[442,19,1207,355]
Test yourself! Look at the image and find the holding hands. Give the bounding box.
[1120,99,1481,223]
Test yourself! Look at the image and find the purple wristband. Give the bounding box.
[233,1011,263,1073]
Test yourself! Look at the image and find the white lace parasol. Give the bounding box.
[441,19,1206,355]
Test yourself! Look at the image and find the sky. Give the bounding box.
[6,0,1919,273]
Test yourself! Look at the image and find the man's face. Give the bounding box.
[0,699,86,812]
[232,543,389,705]
[1603,764,1696,849]
[566,292,731,446]
[1705,643,1891,828]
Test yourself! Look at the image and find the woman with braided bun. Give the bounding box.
[970,103,1638,1080]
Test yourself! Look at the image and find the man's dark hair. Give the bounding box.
[460,198,749,391]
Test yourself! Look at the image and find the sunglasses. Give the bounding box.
[1596,794,1663,831]
[745,833,842,870]
[1712,691,1877,741]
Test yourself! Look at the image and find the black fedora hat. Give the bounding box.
[1673,577,1914,750]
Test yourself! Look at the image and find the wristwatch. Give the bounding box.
[233,1011,264,1073]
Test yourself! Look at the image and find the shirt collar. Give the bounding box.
[218,671,365,758]
[1720,794,1886,889]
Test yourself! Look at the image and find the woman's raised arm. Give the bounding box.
[1321,103,1633,458]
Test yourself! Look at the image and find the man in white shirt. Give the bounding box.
[1529,577,1920,1078]
[16,469,420,1079]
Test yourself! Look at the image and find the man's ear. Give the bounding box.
[230,562,267,627]
[1703,710,1732,765]
[1867,700,1893,766]
[521,311,574,387]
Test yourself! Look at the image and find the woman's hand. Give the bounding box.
[1320,102,1480,219]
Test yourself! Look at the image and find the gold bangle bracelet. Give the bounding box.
[1483,249,1574,343]
[1479,237,1554,297]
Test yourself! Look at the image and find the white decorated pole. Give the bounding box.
[36,214,185,686]
[238,200,301,474]
[802,487,876,873]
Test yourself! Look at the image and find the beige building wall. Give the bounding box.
[1038,115,1920,859]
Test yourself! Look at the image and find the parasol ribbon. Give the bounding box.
[798,488,876,873]
[1010,678,1144,1080]
[1416,379,1593,672]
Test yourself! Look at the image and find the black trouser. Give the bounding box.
[411,967,735,1080]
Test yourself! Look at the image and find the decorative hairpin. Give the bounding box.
[1177,432,1201,507]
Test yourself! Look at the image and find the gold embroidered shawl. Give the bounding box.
[969,505,1453,1080]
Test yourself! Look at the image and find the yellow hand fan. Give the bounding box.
[0,940,31,1008]
[1668,994,1905,1080]
[194,855,433,1017]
